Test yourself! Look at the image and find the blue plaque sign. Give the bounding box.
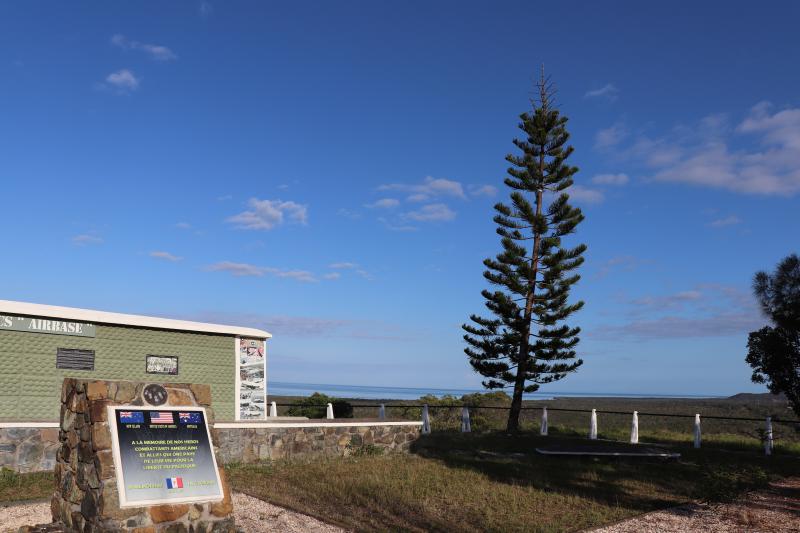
[107,406,224,507]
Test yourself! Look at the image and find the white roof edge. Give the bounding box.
[0,300,271,339]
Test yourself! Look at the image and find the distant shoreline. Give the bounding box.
[268,381,730,401]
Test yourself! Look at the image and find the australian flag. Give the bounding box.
[178,412,202,424]
[119,411,144,423]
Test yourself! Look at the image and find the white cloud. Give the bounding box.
[591,284,761,340]
[206,261,265,277]
[595,255,645,279]
[709,215,741,228]
[594,122,628,149]
[403,203,457,222]
[337,208,361,220]
[585,83,619,101]
[199,1,213,17]
[322,272,341,280]
[621,102,800,196]
[72,234,103,246]
[150,251,183,262]
[631,290,703,309]
[111,34,177,61]
[591,173,629,186]
[377,217,418,232]
[568,185,604,204]
[227,198,308,230]
[469,184,498,197]
[379,176,466,202]
[175,222,192,230]
[364,198,399,209]
[105,69,140,92]
[266,268,317,283]
[327,262,373,280]
[355,269,374,281]
[205,261,318,283]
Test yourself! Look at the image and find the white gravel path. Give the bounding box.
[0,492,345,533]
[1,500,51,533]
[233,492,345,532]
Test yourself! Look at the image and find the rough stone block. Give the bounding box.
[86,381,108,401]
[149,503,190,523]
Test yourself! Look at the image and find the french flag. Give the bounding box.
[165,477,184,489]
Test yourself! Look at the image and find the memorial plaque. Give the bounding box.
[108,405,224,507]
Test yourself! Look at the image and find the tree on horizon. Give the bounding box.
[463,71,587,432]
[746,253,800,417]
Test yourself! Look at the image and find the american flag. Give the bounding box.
[149,411,173,424]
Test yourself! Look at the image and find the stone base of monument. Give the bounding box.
[48,378,235,533]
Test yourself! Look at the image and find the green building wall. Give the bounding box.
[0,324,236,421]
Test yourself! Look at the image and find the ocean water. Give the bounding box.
[268,381,722,401]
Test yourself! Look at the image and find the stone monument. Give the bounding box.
[49,378,235,533]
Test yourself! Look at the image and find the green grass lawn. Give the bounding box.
[0,468,53,503]
[226,431,800,533]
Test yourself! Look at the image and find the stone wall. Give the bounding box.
[52,378,235,533]
[0,426,59,473]
[216,422,421,463]
[1,421,423,474]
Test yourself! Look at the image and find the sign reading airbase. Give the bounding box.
[0,314,96,337]
[108,406,224,507]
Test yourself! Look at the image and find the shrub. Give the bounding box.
[286,392,353,418]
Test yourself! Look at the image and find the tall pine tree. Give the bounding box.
[463,73,587,432]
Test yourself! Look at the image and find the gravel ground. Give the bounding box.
[0,493,345,533]
[591,478,800,533]
[1,500,51,533]
[233,492,345,532]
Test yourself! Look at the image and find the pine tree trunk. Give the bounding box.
[506,180,544,432]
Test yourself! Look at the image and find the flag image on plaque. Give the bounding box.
[149,411,174,424]
[166,477,184,489]
[119,411,144,424]
[179,412,202,424]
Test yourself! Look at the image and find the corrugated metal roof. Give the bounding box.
[0,299,271,338]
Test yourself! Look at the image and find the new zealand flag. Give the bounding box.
[119,411,144,423]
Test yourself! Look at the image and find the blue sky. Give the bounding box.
[1,1,798,395]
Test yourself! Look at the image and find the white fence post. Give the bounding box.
[630,411,639,444]
[589,409,598,440]
[326,403,334,419]
[461,406,471,433]
[421,404,431,434]
[693,414,701,449]
[540,407,548,436]
[765,416,773,456]
[378,404,386,420]
[269,401,277,418]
